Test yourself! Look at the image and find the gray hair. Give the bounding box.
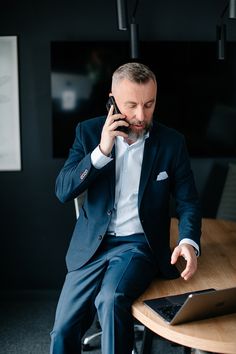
[112,62,157,89]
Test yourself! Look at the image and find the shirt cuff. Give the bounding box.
[91,145,113,169]
[179,238,200,256]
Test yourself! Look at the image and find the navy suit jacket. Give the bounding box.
[56,116,201,279]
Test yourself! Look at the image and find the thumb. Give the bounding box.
[171,246,181,265]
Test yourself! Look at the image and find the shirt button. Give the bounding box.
[107,210,112,216]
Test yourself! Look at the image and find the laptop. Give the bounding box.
[143,287,236,325]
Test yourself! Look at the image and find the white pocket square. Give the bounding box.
[156,171,168,181]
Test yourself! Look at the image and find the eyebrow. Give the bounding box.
[124,99,155,105]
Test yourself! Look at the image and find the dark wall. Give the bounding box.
[0,0,235,290]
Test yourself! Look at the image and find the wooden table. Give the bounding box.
[132,218,236,354]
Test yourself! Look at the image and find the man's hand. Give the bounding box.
[99,105,129,156]
[171,243,197,281]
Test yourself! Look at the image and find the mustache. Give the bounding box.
[129,122,145,126]
[129,121,152,127]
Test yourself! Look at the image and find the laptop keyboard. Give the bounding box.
[158,304,182,322]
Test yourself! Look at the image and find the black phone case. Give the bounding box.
[106,96,129,133]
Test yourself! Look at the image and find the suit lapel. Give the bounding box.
[138,122,160,208]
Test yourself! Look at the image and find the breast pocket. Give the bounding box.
[151,175,170,198]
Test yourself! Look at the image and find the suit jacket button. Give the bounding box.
[107,210,112,216]
[98,235,103,240]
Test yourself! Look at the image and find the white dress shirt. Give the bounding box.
[91,135,199,254]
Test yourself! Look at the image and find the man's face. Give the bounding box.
[112,78,157,138]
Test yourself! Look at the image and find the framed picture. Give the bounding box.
[0,36,21,171]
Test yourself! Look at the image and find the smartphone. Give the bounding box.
[106,96,129,133]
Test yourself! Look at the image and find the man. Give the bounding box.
[50,62,201,354]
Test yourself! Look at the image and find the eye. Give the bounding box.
[145,102,154,109]
[127,104,137,109]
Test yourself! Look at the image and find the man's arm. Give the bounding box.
[56,105,129,203]
[171,135,202,280]
[55,123,104,203]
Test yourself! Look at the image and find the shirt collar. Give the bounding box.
[117,131,150,146]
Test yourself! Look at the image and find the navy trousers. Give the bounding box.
[50,234,157,354]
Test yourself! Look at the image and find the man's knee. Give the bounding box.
[51,322,73,342]
[95,289,131,313]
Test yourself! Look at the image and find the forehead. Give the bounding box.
[113,78,157,100]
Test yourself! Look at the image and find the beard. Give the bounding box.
[127,119,153,141]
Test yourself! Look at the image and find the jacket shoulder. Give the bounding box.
[79,116,106,130]
[151,121,185,149]
[157,123,184,141]
[74,116,106,143]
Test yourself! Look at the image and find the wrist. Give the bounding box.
[99,144,111,157]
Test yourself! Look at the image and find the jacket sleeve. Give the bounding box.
[171,136,202,249]
[55,123,105,203]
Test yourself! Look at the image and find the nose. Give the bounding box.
[135,106,145,122]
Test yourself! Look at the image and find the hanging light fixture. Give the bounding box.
[129,0,140,59]
[216,24,227,60]
[130,22,139,59]
[216,1,229,61]
[216,0,236,60]
[116,0,128,30]
[229,0,236,19]
[116,0,141,59]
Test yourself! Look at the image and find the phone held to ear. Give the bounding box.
[106,96,129,133]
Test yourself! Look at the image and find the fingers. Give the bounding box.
[99,105,128,156]
[171,244,197,281]
[110,119,129,134]
[171,246,180,265]
[106,105,129,134]
[180,256,197,281]
[180,261,196,281]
